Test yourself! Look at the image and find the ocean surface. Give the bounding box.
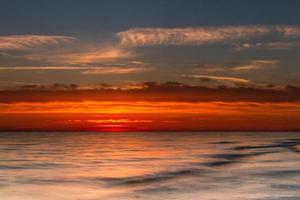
[0,132,300,200]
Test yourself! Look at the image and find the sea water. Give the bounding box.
[0,132,300,200]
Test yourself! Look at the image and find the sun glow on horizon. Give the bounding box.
[1,100,300,131]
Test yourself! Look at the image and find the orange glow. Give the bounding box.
[69,119,153,123]
[1,100,300,131]
[4,101,300,115]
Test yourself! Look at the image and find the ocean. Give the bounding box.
[0,132,300,200]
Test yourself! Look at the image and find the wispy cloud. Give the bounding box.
[81,66,153,75]
[194,60,279,73]
[117,25,300,47]
[181,74,250,84]
[0,66,85,70]
[232,60,279,72]
[234,42,300,51]
[26,46,136,65]
[277,26,300,37]
[0,66,153,75]
[54,48,135,64]
[0,35,75,50]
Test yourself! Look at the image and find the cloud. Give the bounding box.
[193,64,228,73]
[81,66,153,75]
[1,82,300,104]
[277,26,300,37]
[117,25,300,47]
[181,75,250,84]
[0,66,85,70]
[194,60,279,74]
[25,46,136,65]
[0,65,153,75]
[0,35,75,50]
[56,48,136,64]
[234,42,300,51]
[0,36,134,68]
[232,60,279,72]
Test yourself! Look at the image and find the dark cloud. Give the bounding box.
[1,82,300,103]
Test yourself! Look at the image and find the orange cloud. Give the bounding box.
[60,48,136,63]
[81,66,153,75]
[0,35,75,50]
[0,66,153,75]
[26,47,136,65]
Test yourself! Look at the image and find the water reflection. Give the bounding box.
[0,132,300,200]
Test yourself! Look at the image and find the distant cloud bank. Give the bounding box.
[117,25,300,47]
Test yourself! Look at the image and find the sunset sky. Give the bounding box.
[1,0,300,131]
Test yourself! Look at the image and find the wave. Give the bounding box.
[255,169,300,178]
[234,139,300,152]
[99,168,203,186]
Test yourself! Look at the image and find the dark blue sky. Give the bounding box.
[0,0,300,88]
[1,0,300,35]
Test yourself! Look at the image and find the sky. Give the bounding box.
[1,0,300,131]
